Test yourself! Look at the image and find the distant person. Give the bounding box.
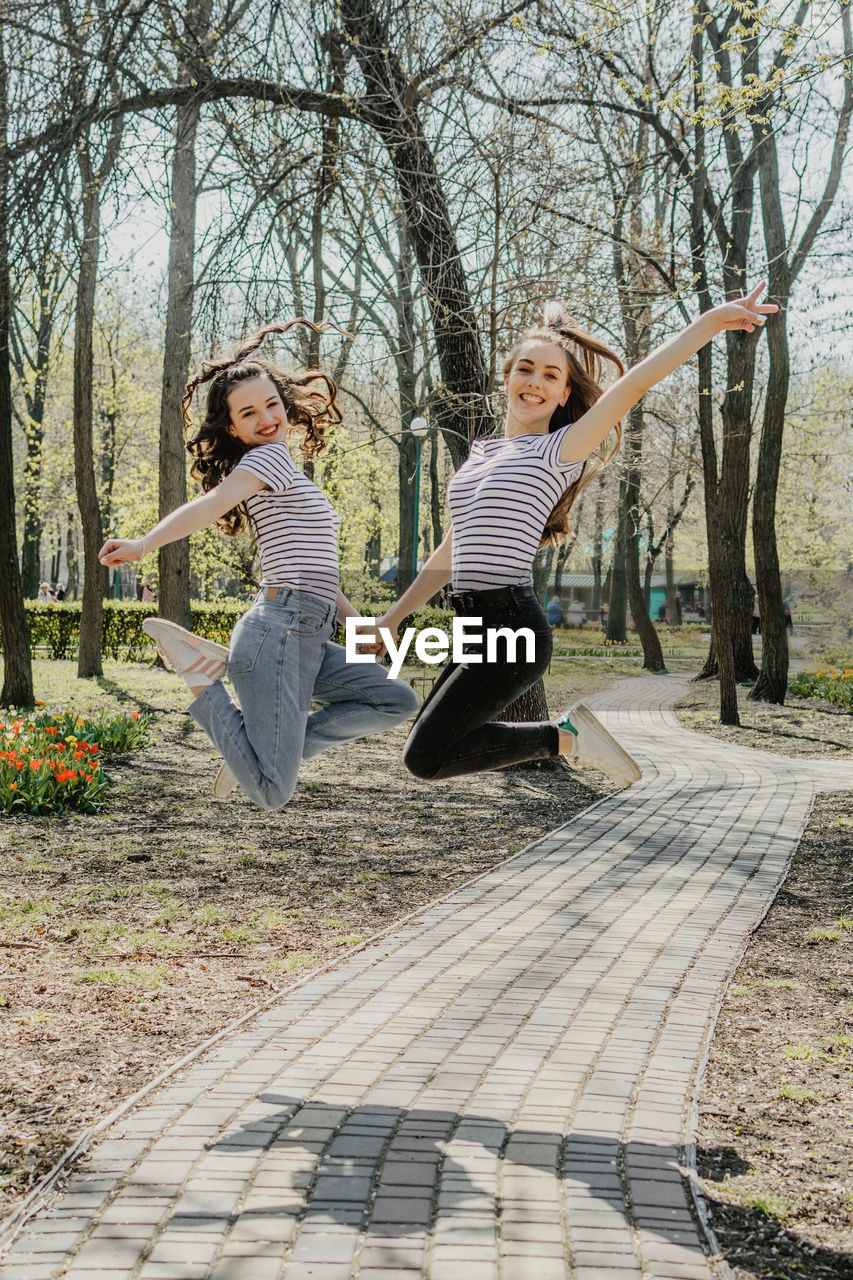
[546,598,564,627]
[36,582,54,603]
[752,592,761,635]
[784,600,793,632]
[696,602,705,619]
[141,582,155,603]
[657,602,667,622]
[54,583,66,601]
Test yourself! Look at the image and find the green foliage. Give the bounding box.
[405,603,454,632]
[789,669,853,708]
[0,707,149,815]
[338,570,395,617]
[12,600,250,661]
[34,707,150,752]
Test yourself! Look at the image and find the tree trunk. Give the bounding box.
[665,533,677,625]
[623,411,665,670]
[394,216,419,598]
[340,0,492,459]
[749,294,790,703]
[19,295,52,598]
[158,94,200,631]
[0,34,33,706]
[396,427,418,598]
[429,428,442,556]
[73,161,105,677]
[65,512,77,600]
[592,475,605,613]
[690,27,739,723]
[533,547,554,600]
[607,526,628,642]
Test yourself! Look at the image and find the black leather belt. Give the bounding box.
[447,583,538,612]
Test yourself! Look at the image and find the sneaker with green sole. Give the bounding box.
[556,701,642,786]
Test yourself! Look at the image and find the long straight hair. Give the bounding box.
[502,301,624,546]
[181,320,346,535]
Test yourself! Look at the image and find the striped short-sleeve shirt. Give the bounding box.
[447,425,585,590]
[235,442,340,607]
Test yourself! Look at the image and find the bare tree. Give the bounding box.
[156,0,215,629]
[0,25,33,706]
[9,207,71,597]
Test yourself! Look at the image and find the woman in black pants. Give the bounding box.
[377,287,776,786]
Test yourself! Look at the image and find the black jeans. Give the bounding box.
[403,585,560,780]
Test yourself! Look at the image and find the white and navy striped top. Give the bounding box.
[447,425,584,590]
[235,442,340,607]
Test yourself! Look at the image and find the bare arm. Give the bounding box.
[559,284,778,464]
[99,469,265,566]
[379,528,454,635]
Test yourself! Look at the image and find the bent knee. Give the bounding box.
[255,777,298,811]
[402,738,441,780]
[381,680,419,720]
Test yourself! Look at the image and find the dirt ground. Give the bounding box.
[675,679,853,1278]
[2,655,851,1280]
[0,655,630,1218]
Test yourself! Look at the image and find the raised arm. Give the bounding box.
[98,469,265,566]
[559,283,778,464]
[379,528,454,636]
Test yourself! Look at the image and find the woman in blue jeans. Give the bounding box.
[376,286,776,786]
[99,321,417,809]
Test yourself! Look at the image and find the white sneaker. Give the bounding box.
[214,761,238,799]
[142,618,228,688]
[557,701,642,786]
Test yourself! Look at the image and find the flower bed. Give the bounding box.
[788,669,853,709]
[0,710,150,814]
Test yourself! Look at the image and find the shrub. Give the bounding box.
[789,669,853,708]
[9,599,252,661]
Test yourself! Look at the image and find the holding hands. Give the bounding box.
[99,537,146,566]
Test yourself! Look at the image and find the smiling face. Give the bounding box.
[226,375,289,447]
[503,340,570,434]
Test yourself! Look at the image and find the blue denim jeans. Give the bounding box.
[190,589,418,810]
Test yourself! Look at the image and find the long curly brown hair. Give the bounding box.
[502,301,624,547]
[182,320,345,536]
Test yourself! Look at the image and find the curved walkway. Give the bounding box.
[3,676,852,1280]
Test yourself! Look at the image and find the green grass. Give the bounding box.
[255,907,294,929]
[196,904,228,926]
[738,1189,794,1221]
[268,953,314,973]
[777,1083,819,1103]
[73,963,168,986]
[781,1041,820,1061]
[221,923,260,944]
[807,916,853,943]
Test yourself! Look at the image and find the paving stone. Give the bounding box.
[211,1259,281,1280]
[0,1265,68,1280]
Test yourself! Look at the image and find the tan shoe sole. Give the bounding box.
[214,762,238,799]
[564,702,642,786]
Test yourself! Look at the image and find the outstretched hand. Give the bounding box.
[712,281,778,333]
[99,537,145,566]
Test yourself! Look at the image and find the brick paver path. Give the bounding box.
[4,676,853,1280]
